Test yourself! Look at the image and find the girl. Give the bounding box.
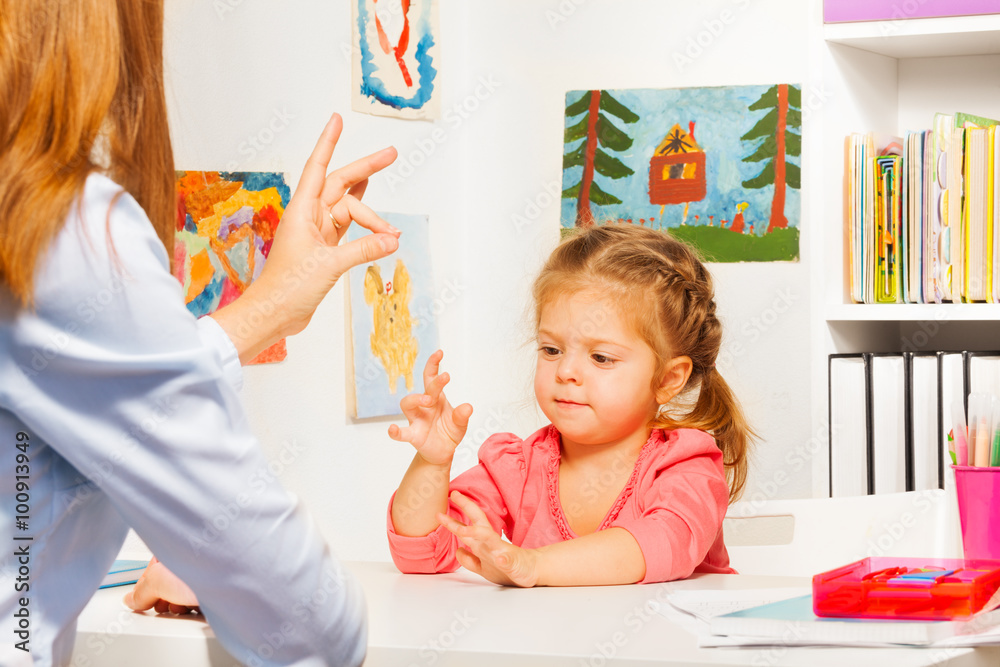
[386,224,752,586]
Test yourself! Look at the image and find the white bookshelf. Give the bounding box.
[810,7,1000,494]
[824,14,1000,58]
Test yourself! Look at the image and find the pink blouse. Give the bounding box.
[387,425,735,583]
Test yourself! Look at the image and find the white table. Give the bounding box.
[74,561,1000,666]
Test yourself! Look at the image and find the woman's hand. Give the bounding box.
[439,491,539,588]
[211,113,401,363]
[388,350,473,466]
[123,557,200,615]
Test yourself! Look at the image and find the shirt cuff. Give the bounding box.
[196,315,244,392]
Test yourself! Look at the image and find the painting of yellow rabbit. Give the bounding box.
[346,212,440,419]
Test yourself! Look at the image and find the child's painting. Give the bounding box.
[351,0,440,120]
[174,171,291,364]
[346,213,439,419]
[561,85,802,262]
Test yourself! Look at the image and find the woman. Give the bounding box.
[1,2,396,665]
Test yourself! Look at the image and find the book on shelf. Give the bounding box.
[845,111,1000,303]
[828,353,872,497]
[871,353,907,493]
[829,351,945,497]
[708,593,1000,647]
[100,559,148,589]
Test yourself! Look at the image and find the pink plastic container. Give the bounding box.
[954,465,1000,559]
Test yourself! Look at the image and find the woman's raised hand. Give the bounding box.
[211,112,401,363]
[388,350,473,465]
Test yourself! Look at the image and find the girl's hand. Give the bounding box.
[388,350,473,465]
[439,491,539,588]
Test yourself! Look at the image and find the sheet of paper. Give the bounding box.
[658,587,812,624]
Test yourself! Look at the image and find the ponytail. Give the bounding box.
[653,367,752,503]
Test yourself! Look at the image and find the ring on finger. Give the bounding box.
[328,207,343,229]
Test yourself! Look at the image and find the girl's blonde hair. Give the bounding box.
[533,224,753,502]
[0,0,174,307]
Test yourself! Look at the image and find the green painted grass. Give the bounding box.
[560,225,799,262]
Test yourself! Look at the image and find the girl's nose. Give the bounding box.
[555,353,581,384]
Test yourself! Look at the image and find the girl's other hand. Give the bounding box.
[388,350,472,465]
[439,491,539,588]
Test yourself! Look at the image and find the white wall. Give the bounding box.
[162,0,814,562]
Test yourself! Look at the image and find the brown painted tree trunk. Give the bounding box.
[575,90,601,228]
[767,84,789,233]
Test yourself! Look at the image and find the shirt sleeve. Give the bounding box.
[195,314,243,392]
[386,432,525,574]
[9,179,365,666]
[613,429,730,584]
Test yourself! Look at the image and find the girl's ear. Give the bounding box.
[655,355,693,404]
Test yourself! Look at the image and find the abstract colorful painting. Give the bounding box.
[351,0,440,120]
[346,213,439,419]
[561,85,802,262]
[174,171,291,364]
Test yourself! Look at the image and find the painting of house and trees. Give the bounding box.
[561,84,801,262]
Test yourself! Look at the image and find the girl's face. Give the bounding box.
[534,291,666,453]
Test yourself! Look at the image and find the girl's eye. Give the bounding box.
[540,346,561,356]
[591,353,614,365]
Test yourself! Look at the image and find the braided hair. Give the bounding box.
[532,224,753,502]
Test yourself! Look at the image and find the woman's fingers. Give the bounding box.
[324,194,399,245]
[348,178,369,201]
[298,114,345,200]
[320,146,397,212]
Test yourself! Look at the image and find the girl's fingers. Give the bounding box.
[299,114,344,199]
[455,547,482,575]
[437,511,465,535]
[452,403,473,431]
[387,423,413,442]
[423,350,444,388]
[449,490,491,527]
[319,147,397,212]
[424,371,449,404]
